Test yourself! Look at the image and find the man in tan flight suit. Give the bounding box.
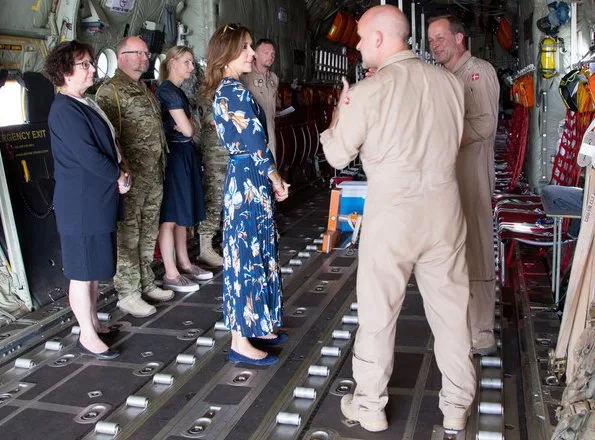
[241,39,279,161]
[320,5,475,433]
[96,36,173,318]
[429,16,500,355]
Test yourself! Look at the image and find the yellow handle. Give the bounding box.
[21,160,30,183]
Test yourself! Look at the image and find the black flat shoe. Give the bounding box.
[77,340,120,360]
[248,333,289,346]
[97,327,120,339]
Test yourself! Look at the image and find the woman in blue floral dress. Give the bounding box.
[203,24,290,366]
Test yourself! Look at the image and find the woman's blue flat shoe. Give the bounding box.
[77,340,120,360]
[248,333,289,346]
[228,349,279,366]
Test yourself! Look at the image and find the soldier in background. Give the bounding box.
[96,36,173,318]
[195,93,226,267]
[179,66,223,267]
[241,39,279,162]
[180,66,225,267]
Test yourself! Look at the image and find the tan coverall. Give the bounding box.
[452,51,500,344]
[241,69,279,161]
[320,50,476,419]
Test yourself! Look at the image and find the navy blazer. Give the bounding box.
[48,93,121,235]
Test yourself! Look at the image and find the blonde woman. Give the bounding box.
[156,46,212,292]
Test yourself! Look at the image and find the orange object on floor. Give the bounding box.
[321,188,342,253]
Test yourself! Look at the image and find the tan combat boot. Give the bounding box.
[143,285,175,302]
[198,234,223,267]
[340,394,388,432]
[443,415,468,431]
[117,295,156,318]
[472,331,497,356]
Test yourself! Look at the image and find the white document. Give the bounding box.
[578,118,595,168]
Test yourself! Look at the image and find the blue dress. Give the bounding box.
[212,77,282,337]
[156,80,205,226]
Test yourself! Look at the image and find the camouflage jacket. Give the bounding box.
[198,94,228,160]
[553,325,595,439]
[96,69,166,183]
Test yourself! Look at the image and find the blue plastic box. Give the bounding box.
[337,181,367,231]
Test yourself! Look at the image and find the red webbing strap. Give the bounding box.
[508,107,529,191]
[505,106,522,167]
[504,105,529,191]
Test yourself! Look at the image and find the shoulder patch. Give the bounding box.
[471,73,480,81]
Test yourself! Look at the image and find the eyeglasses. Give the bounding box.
[121,50,151,58]
[74,60,95,70]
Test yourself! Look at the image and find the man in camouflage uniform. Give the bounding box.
[196,94,226,266]
[96,36,173,317]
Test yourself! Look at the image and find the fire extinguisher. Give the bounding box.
[539,36,557,79]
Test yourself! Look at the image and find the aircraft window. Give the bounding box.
[97,48,117,79]
[154,54,166,80]
[0,81,26,127]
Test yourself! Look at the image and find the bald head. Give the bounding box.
[356,5,410,69]
[117,36,144,55]
[116,36,150,81]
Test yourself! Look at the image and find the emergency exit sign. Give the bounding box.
[0,44,23,51]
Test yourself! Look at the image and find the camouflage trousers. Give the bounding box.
[197,150,227,237]
[114,177,163,299]
[552,326,595,440]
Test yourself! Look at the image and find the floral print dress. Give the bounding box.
[212,77,282,337]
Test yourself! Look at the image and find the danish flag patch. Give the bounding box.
[471,73,480,81]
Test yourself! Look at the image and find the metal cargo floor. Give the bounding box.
[0,187,514,439]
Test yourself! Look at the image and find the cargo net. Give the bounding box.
[551,110,595,186]
[550,111,594,273]
[504,105,529,191]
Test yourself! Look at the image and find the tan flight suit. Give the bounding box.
[320,50,476,420]
[241,69,279,161]
[451,51,500,345]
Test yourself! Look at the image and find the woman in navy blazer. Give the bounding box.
[45,41,130,359]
